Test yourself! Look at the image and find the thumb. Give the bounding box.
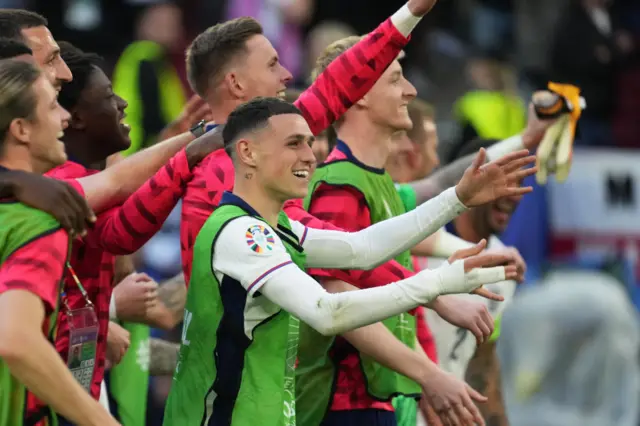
[132,272,153,282]
[448,239,487,263]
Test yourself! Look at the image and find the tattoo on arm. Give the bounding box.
[158,273,187,317]
[409,154,476,205]
[149,338,180,376]
[465,342,509,426]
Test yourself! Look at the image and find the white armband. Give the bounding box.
[486,135,525,161]
[390,4,422,38]
[109,293,118,320]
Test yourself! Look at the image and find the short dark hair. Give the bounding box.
[0,59,41,145]
[0,9,47,42]
[57,41,103,111]
[0,38,32,59]
[447,137,499,165]
[223,97,302,158]
[186,17,263,98]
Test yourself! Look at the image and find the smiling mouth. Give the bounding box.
[293,170,309,179]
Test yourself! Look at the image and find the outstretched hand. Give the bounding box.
[447,240,516,300]
[455,148,536,208]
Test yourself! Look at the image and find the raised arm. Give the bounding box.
[84,149,192,254]
[295,187,466,269]
[215,217,510,337]
[406,103,553,205]
[295,0,436,135]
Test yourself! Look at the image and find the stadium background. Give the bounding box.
[6,0,639,422]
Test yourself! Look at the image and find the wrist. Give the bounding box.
[415,357,440,389]
[391,3,423,37]
[521,129,539,151]
[109,293,118,320]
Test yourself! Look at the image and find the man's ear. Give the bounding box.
[223,71,246,100]
[236,138,258,168]
[8,117,31,145]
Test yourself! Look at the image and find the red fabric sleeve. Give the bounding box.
[303,183,416,290]
[0,228,68,313]
[84,149,192,254]
[294,18,409,135]
[415,306,438,363]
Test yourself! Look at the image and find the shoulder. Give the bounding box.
[45,161,93,179]
[0,201,61,229]
[215,216,282,256]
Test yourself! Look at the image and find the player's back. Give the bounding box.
[0,201,64,426]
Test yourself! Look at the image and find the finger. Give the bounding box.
[501,155,537,174]
[489,149,531,167]
[504,265,518,280]
[132,272,153,282]
[477,318,492,341]
[466,384,488,402]
[470,148,486,171]
[471,287,504,301]
[425,402,443,426]
[452,402,474,426]
[184,95,204,114]
[461,392,486,426]
[500,186,534,198]
[480,307,494,332]
[466,252,512,269]
[444,407,462,426]
[470,325,484,345]
[191,104,212,122]
[507,166,538,182]
[449,240,486,263]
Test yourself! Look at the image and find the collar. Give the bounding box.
[0,165,10,172]
[205,123,220,133]
[219,191,262,217]
[335,139,385,175]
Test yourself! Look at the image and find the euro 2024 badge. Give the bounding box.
[246,224,275,253]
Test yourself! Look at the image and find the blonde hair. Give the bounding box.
[0,59,40,144]
[310,35,362,82]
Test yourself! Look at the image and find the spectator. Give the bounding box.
[111,1,187,155]
[550,0,635,146]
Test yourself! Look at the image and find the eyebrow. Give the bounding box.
[287,134,314,143]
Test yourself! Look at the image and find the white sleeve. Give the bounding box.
[293,187,467,269]
[486,135,525,161]
[213,217,298,297]
[390,4,423,38]
[430,228,475,258]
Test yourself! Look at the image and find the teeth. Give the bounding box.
[57,131,64,138]
[277,91,286,98]
[293,170,309,178]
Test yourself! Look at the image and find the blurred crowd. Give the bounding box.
[1,0,639,425]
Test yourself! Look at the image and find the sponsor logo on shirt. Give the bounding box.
[246,224,275,253]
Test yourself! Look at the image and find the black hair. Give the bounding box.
[0,9,47,42]
[0,38,32,59]
[57,41,103,111]
[223,97,302,158]
[446,137,500,165]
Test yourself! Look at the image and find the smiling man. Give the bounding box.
[164,96,524,426]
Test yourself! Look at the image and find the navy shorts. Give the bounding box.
[321,409,398,426]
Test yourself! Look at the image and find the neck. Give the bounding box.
[453,211,490,244]
[337,117,396,168]
[0,142,34,173]
[206,96,242,125]
[233,172,283,228]
[62,134,103,168]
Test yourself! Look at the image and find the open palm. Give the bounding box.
[455,148,536,208]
